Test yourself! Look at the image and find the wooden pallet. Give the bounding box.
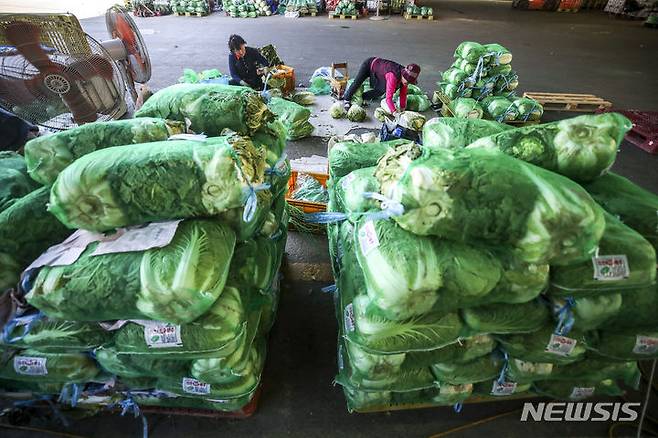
[523,92,612,112]
[557,7,580,11]
[354,393,536,414]
[403,13,434,19]
[329,13,358,19]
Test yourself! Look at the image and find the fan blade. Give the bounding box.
[4,22,98,124]
[4,22,58,73]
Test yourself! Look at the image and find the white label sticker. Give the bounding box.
[491,381,517,396]
[633,335,658,355]
[14,356,48,376]
[27,230,103,270]
[144,323,183,348]
[92,221,181,256]
[592,255,630,281]
[570,386,595,400]
[545,334,577,356]
[344,303,355,332]
[182,378,211,395]
[341,172,356,189]
[358,221,380,255]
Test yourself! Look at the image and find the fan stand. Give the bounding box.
[369,0,389,20]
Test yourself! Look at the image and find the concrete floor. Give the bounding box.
[4,3,658,437]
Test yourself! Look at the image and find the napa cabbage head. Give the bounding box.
[346,340,406,380]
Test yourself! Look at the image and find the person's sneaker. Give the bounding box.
[361,101,369,108]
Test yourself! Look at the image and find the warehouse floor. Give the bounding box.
[4,2,658,437]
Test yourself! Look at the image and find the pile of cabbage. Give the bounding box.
[327,112,657,412]
[169,0,209,15]
[434,41,544,123]
[0,83,290,414]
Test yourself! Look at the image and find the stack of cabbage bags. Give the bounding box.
[326,112,657,412]
[0,84,290,414]
[268,97,314,140]
[169,0,210,15]
[434,41,543,123]
[225,0,259,18]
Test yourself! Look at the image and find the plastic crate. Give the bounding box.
[285,170,328,213]
[271,65,296,96]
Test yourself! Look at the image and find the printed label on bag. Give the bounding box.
[358,221,379,255]
[341,172,356,189]
[92,221,182,256]
[344,303,355,333]
[633,335,658,355]
[570,387,595,400]
[182,378,211,395]
[144,323,183,348]
[14,356,48,376]
[338,345,344,371]
[592,255,629,281]
[545,334,577,356]
[491,381,517,396]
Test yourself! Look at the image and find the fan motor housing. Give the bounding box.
[44,73,72,94]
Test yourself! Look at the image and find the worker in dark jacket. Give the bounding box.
[342,58,421,114]
[227,34,271,90]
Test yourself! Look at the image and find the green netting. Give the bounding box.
[0,378,63,395]
[532,379,624,401]
[548,212,656,297]
[422,117,512,150]
[1,317,110,352]
[513,97,543,121]
[27,220,236,324]
[448,98,483,119]
[587,329,658,361]
[135,83,273,136]
[0,187,71,291]
[0,151,39,213]
[309,77,331,96]
[442,68,470,86]
[96,348,191,379]
[467,113,632,182]
[484,43,512,65]
[135,390,255,412]
[497,325,588,365]
[332,167,380,220]
[430,353,503,385]
[606,285,658,331]
[480,96,517,121]
[48,136,267,232]
[0,349,99,383]
[505,357,555,384]
[375,144,605,266]
[551,294,623,331]
[24,118,185,185]
[482,255,549,304]
[328,140,408,179]
[353,218,501,320]
[461,300,550,335]
[108,284,249,357]
[155,339,264,399]
[228,230,286,293]
[267,97,314,140]
[454,42,486,63]
[582,172,658,251]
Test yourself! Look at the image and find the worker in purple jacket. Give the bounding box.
[227,34,271,90]
[342,58,421,114]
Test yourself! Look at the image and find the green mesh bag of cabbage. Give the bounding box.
[506,356,639,386]
[467,113,632,182]
[48,135,268,232]
[548,212,656,298]
[375,143,605,266]
[26,220,236,324]
[0,151,40,213]
[582,172,658,252]
[605,285,658,331]
[532,379,624,401]
[0,187,71,291]
[267,97,314,140]
[23,118,185,186]
[1,315,110,352]
[328,139,409,179]
[135,83,273,136]
[0,349,100,383]
[422,117,512,151]
[497,324,588,365]
[587,329,658,361]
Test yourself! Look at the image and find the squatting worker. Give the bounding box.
[342,58,421,115]
[227,34,271,90]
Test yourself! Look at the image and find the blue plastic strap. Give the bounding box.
[2,312,43,344]
[362,192,405,221]
[453,402,463,413]
[265,152,289,177]
[117,393,148,438]
[321,284,337,294]
[304,212,348,224]
[554,297,576,336]
[242,183,271,223]
[58,383,81,408]
[497,350,510,384]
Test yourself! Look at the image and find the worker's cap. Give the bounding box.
[402,64,420,84]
